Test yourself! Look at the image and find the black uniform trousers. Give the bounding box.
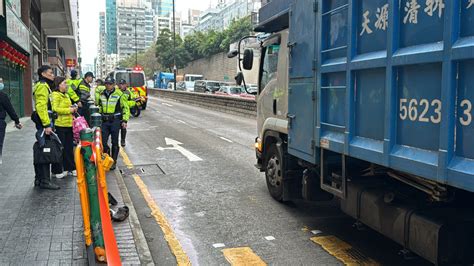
[54,126,75,172]
[0,120,6,161]
[101,119,121,161]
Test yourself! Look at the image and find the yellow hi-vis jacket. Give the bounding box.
[33,81,52,127]
[98,88,130,122]
[66,79,80,103]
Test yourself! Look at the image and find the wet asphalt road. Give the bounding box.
[118,96,432,265]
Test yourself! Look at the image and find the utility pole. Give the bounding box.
[172,0,177,91]
[135,16,138,66]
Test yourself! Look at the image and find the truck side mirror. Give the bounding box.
[242,49,254,70]
[235,72,244,86]
[227,49,238,58]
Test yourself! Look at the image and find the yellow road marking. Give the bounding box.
[222,247,267,266]
[311,236,379,266]
[119,148,134,169]
[119,148,191,265]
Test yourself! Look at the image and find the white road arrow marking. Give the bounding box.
[157,137,203,161]
[219,137,233,143]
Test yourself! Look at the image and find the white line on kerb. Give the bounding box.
[219,137,233,143]
[162,103,173,107]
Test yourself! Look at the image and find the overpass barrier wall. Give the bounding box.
[148,89,257,118]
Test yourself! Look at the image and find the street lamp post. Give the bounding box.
[135,17,138,66]
[172,0,177,91]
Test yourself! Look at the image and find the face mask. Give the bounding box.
[0,83,5,91]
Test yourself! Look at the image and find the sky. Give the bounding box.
[79,0,219,67]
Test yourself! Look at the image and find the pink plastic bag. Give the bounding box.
[73,115,89,142]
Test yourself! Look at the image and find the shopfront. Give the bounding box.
[0,0,30,118]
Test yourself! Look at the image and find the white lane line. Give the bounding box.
[177,120,187,124]
[162,103,173,107]
[264,236,276,241]
[213,243,226,248]
[219,137,233,143]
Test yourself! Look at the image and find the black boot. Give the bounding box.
[120,128,127,147]
[111,145,119,170]
[39,180,60,190]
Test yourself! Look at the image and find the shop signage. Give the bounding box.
[6,0,21,17]
[6,6,30,52]
[66,58,77,67]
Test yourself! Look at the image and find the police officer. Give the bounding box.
[118,79,135,147]
[32,65,60,190]
[98,77,130,170]
[66,70,82,109]
[77,72,94,116]
[94,79,105,106]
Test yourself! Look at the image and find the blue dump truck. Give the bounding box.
[154,72,175,89]
[233,0,474,264]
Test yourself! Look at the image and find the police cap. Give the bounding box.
[119,79,127,84]
[104,77,115,84]
[84,72,95,78]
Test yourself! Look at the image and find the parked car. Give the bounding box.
[176,81,194,92]
[194,80,221,93]
[214,86,257,100]
[215,86,244,97]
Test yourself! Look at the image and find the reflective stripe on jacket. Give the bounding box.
[98,88,130,122]
[51,91,73,127]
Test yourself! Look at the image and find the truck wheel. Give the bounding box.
[265,144,284,201]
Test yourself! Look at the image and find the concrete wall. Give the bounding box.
[179,51,259,84]
[148,89,256,118]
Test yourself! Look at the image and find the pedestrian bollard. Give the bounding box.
[80,128,106,262]
[86,100,95,124]
[91,113,102,128]
[74,143,92,247]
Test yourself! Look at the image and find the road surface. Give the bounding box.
[118,95,431,265]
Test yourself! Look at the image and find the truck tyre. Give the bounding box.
[265,143,284,201]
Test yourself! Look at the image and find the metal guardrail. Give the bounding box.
[148,89,257,118]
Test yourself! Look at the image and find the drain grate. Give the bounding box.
[119,164,165,176]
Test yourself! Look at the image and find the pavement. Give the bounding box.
[0,118,149,265]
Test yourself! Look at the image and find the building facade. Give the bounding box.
[96,12,107,78]
[0,0,78,118]
[116,5,154,61]
[153,0,172,17]
[195,0,261,33]
[106,0,118,54]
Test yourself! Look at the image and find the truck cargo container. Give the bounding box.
[232,0,474,264]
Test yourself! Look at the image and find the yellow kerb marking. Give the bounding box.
[311,236,379,266]
[119,148,191,265]
[222,247,267,266]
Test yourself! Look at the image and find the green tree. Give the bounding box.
[155,28,188,72]
[153,16,254,71]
